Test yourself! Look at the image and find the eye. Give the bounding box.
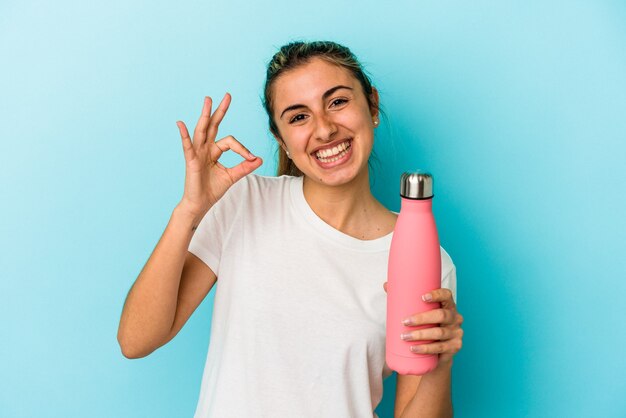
[330,98,348,107]
[288,114,307,124]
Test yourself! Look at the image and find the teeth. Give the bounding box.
[316,143,351,163]
[315,141,350,159]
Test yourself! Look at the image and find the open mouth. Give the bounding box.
[313,139,352,163]
[312,139,353,168]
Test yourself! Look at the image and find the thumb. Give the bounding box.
[229,156,263,183]
[383,281,388,293]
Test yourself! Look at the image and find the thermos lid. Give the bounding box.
[400,171,434,199]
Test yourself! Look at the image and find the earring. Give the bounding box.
[373,119,379,126]
[285,149,291,159]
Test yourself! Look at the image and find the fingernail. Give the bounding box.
[402,318,412,326]
[248,152,256,159]
[400,332,412,341]
[422,293,432,302]
[411,345,424,353]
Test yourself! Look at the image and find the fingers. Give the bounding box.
[402,307,457,327]
[409,334,463,355]
[383,282,388,293]
[395,288,464,359]
[210,135,257,163]
[206,93,232,145]
[227,154,264,183]
[176,121,197,163]
[402,316,464,356]
[211,135,262,181]
[192,96,213,146]
[421,288,454,304]
[400,325,462,342]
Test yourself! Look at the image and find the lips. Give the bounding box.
[312,140,354,168]
[310,138,353,156]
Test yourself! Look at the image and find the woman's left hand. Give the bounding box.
[383,283,464,367]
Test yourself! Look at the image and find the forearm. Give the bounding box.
[117,204,205,358]
[400,360,454,418]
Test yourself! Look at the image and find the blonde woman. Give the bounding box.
[118,40,464,418]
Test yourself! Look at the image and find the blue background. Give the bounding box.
[1,1,625,417]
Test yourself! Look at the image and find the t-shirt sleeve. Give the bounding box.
[441,264,457,304]
[187,176,249,276]
[439,246,457,304]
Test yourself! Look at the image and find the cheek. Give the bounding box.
[282,133,310,153]
[284,127,313,147]
[337,107,372,127]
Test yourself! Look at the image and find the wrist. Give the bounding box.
[173,203,206,229]
[432,357,454,374]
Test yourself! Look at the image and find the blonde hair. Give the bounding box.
[262,40,381,177]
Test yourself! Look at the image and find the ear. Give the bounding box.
[271,129,287,153]
[369,86,380,119]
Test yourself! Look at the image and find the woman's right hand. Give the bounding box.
[175,93,263,217]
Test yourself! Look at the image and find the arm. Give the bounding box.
[116,93,261,359]
[388,287,463,418]
[116,205,216,358]
[396,360,453,418]
[394,374,422,417]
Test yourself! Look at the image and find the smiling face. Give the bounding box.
[270,57,379,186]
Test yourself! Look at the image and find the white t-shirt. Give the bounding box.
[188,174,457,418]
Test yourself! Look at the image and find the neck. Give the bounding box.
[302,171,381,234]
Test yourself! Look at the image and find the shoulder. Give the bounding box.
[241,173,300,199]
[244,173,297,188]
[223,174,302,213]
[222,173,284,196]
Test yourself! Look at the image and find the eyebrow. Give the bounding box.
[279,85,353,119]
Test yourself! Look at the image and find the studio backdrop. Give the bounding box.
[1,1,624,417]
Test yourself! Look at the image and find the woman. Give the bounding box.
[117,40,464,417]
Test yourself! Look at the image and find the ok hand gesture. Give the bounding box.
[176,93,263,217]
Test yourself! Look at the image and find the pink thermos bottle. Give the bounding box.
[386,171,442,375]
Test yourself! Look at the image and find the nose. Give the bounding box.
[313,113,338,142]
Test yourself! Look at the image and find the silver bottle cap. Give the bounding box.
[400,171,434,199]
